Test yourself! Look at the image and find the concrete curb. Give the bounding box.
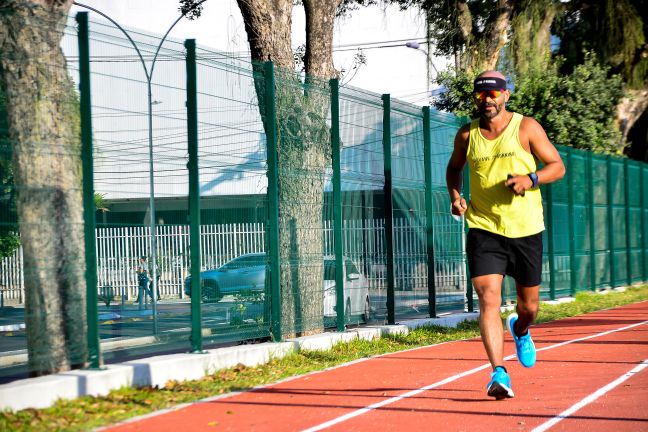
[0,313,478,412]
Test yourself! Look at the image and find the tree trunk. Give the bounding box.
[534,6,556,58]
[303,0,338,79]
[481,0,515,71]
[509,0,558,74]
[456,0,516,73]
[0,0,87,374]
[237,0,340,337]
[617,89,648,147]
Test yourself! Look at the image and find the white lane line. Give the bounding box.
[531,359,648,432]
[301,319,648,432]
[535,319,648,354]
[301,363,492,432]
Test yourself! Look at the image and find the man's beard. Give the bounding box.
[479,102,502,119]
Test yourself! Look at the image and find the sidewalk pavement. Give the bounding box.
[0,301,186,332]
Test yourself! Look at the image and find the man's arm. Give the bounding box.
[506,117,565,195]
[447,125,470,216]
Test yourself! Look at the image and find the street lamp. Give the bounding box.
[74,1,208,334]
[405,41,439,100]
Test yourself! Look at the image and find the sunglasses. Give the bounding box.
[473,89,505,101]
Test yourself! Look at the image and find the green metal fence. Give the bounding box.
[1,12,648,377]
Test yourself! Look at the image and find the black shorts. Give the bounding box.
[466,228,543,286]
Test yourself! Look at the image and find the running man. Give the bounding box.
[446,71,565,399]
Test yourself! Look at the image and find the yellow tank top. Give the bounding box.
[465,112,545,238]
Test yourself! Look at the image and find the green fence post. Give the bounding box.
[77,12,100,369]
[463,165,473,311]
[422,107,437,318]
[546,182,556,300]
[624,159,632,286]
[265,61,282,340]
[641,164,647,282]
[382,94,395,325]
[185,39,203,353]
[588,153,597,291]
[607,156,616,289]
[567,149,576,296]
[330,79,345,331]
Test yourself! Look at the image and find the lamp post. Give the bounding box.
[74,1,207,334]
[405,41,439,102]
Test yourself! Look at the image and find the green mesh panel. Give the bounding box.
[336,86,386,324]
[193,54,271,342]
[428,113,467,312]
[390,100,427,319]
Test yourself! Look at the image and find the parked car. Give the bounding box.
[185,252,371,320]
[184,253,266,302]
[322,255,370,321]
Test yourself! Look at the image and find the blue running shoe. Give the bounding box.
[487,367,514,400]
[507,313,536,368]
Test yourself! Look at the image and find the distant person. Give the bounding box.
[136,256,150,309]
[446,71,565,399]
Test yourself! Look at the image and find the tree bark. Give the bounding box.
[617,89,648,146]
[303,0,338,79]
[509,0,558,74]
[455,0,472,71]
[236,0,293,67]
[237,0,341,337]
[480,0,515,72]
[455,0,516,73]
[0,0,87,374]
[534,6,556,58]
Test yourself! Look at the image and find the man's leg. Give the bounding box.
[138,283,145,310]
[474,274,514,399]
[506,282,540,368]
[508,231,542,366]
[473,274,505,368]
[514,283,540,335]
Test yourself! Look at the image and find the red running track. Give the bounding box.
[106,301,648,432]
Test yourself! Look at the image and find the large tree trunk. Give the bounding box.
[0,0,87,374]
[617,89,648,147]
[456,0,516,73]
[509,0,558,74]
[237,0,341,337]
[481,0,515,71]
[303,0,337,78]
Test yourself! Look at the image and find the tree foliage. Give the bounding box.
[388,0,516,73]
[410,0,643,155]
[434,54,624,154]
[555,0,648,89]
[509,55,624,154]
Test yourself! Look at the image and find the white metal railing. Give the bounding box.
[0,218,465,304]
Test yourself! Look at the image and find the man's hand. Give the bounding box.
[505,174,532,196]
[451,197,468,216]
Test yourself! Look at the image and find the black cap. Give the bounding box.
[473,76,507,92]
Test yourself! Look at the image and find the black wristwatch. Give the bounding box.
[528,172,539,188]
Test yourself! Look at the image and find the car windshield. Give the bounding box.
[220,255,265,270]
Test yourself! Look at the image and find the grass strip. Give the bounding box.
[1,286,647,431]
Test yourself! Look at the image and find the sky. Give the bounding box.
[70,0,448,106]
